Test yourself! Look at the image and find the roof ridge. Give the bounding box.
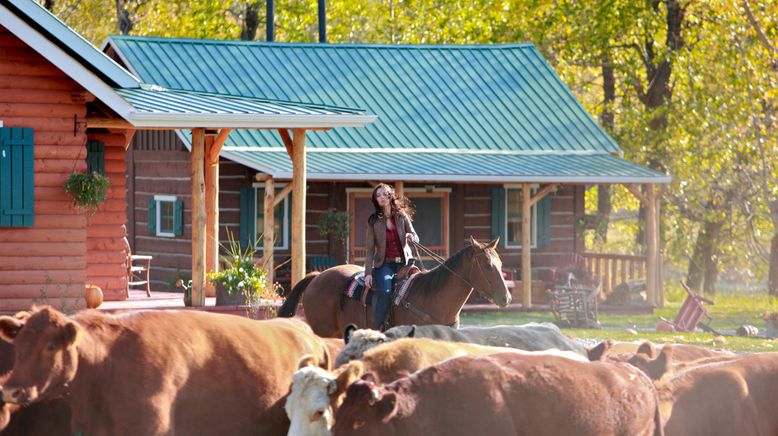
[108,35,535,50]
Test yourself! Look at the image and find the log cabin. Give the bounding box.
[0,0,375,312]
[104,37,671,306]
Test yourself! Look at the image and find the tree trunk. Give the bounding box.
[596,52,615,243]
[115,0,134,35]
[769,200,778,296]
[686,216,725,294]
[240,1,262,41]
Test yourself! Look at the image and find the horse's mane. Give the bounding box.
[409,244,476,298]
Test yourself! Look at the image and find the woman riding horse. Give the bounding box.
[363,183,419,331]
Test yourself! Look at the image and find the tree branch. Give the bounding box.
[743,0,778,56]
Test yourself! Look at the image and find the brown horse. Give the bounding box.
[279,237,511,338]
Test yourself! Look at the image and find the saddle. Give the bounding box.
[339,261,422,310]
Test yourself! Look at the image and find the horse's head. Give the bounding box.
[469,236,511,308]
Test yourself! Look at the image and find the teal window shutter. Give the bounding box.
[0,128,34,227]
[537,195,552,246]
[239,186,256,247]
[147,198,156,234]
[174,200,184,236]
[86,141,105,175]
[490,186,505,244]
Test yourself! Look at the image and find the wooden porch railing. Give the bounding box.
[581,253,647,295]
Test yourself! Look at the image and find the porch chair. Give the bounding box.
[128,253,152,297]
[548,279,602,329]
[662,281,715,333]
[307,255,337,272]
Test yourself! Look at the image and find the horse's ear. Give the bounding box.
[486,237,499,250]
[469,235,484,250]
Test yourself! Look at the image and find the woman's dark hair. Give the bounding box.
[368,183,414,224]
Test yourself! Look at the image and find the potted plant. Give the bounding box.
[207,231,275,309]
[63,172,111,215]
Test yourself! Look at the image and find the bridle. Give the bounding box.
[410,241,499,303]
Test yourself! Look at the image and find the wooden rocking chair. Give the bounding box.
[548,279,603,329]
[128,253,152,297]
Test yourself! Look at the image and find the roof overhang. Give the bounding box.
[217,148,672,184]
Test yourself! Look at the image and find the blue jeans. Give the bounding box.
[372,262,402,329]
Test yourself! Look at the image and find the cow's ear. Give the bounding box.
[59,321,79,347]
[0,316,26,343]
[407,325,416,338]
[335,361,364,397]
[646,344,673,380]
[586,339,613,361]
[297,354,318,369]
[376,392,398,420]
[636,341,657,358]
[343,324,358,344]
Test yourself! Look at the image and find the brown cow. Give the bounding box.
[617,343,738,384]
[0,306,331,435]
[587,339,733,363]
[332,352,663,436]
[286,338,587,436]
[657,352,778,436]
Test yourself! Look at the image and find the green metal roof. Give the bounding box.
[116,86,375,128]
[2,0,139,88]
[107,36,671,183]
[108,37,621,154]
[223,149,671,184]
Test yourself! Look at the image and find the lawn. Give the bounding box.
[460,291,778,353]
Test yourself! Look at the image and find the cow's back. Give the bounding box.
[75,311,328,436]
[458,323,585,354]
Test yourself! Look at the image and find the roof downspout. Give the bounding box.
[318,0,326,43]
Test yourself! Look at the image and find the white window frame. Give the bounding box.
[504,185,538,249]
[252,182,290,250]
[154,194,177,238]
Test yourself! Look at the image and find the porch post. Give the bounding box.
[291,129,307,286]
[395,181,404,199]
[522,183,532,308]
[646,184,658,307]
[263,178,275,286]
[205,128,230,298]
[191,128,206,306]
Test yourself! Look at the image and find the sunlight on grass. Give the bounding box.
[461,294,778,353]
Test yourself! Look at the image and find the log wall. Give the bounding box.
[0,26,89,312]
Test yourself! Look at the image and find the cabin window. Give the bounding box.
[148,195,183,238]
[504,187,538,249]
[255,185,289,249]
[86,141,105,175]
[239,184,289,249]
[0,127,34,227]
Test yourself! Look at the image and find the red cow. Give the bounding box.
[333,352,663,436]
[0,306,332,435]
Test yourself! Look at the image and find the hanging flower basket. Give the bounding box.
[64,172,111,215]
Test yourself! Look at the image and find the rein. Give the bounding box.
[410,241,495,300]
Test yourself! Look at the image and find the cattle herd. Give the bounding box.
[0,306,775,435]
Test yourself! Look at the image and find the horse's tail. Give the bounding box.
[278,272,320,317]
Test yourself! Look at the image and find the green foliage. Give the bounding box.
[63,172,111,215]
[207,231,279,312]
[52,0,778,290]
[316,208,349,242]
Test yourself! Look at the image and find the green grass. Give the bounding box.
[460,294,778,353]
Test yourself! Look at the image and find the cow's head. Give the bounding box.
[332,378,398,436]
[335,329,387,367]
[286,357,364,436]
[0,307,80,405]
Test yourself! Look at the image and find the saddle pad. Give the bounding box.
[340,271,374,310]
[393,272,419,306]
